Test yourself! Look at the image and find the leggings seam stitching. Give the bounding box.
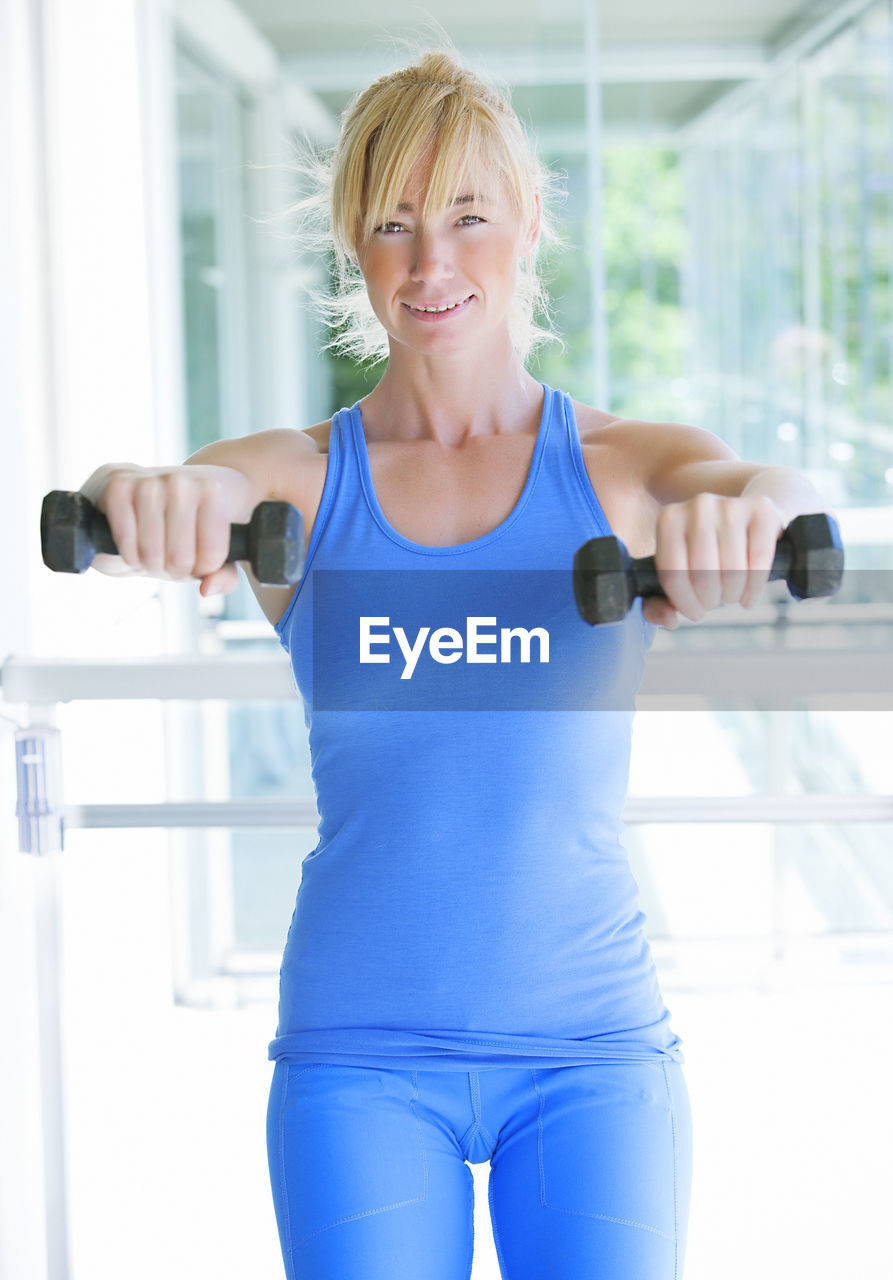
[409,1069,430,1206]
[539,1204,674,1240]
[283,1065,429,1253]
[278,1065,295,1280]
[290,1073,428,1251]
[531,1069,547,1207]
[663,1060,680,1279]
[463,1071,498,1157]
[532,1064,674,1243]
[464,1166,474,1280]
[291,1195,429,1249]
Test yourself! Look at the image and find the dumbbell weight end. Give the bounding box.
[574,512,844,625]
[41,490,305,586]
[40,491,117,574]
[228,502,305,586]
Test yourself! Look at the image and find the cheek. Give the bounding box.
[464,240,520,285]
[358,242,405,285]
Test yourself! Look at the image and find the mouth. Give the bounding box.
[402,295,474,322]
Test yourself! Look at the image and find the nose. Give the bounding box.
[410,227,454,285]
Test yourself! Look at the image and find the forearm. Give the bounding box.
[739,466,835,527]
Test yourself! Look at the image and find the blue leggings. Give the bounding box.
[266,1058,693,1279]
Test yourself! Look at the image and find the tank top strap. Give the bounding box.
[318,403,374,537]
[535,387,614,540]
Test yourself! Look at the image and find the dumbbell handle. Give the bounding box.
[627,514,840,601]
[40,490,304,585]
[629,531,796,601]
[574,512,844,625]
[68,501,259,566]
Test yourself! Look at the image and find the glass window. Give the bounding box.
[167,8,893,1033]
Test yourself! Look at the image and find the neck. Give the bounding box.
[359,331,543,447]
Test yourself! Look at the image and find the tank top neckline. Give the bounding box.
[345,383,556,555]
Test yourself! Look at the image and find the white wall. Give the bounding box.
[0,2,311,1275]
[1,0,182,1274]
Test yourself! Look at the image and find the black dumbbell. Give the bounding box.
[40,490,305,586]
[573,511,844,625]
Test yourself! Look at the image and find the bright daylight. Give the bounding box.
[2,2,892,1279]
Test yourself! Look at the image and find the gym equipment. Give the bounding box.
[40,491,305,586]
[573,512,844,625]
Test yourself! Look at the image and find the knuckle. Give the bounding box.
[688,492,716,518]
[167,469,200,503]
[164,471,189,503]
[167,547,195,578]
[196,473,223,502]
[101,474,133,509]
[136,475,164,509]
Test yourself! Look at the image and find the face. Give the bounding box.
[355,159,539,358]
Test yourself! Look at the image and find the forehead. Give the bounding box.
[392,155,505,212]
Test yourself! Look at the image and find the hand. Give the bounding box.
[641,493,787,629]
[94,467,240,596]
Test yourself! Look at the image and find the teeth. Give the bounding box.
[411,299,465,312]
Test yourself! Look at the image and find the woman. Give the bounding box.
[83,48,830,1280]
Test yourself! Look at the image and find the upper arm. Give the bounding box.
[617,419,774,506]
[184,429,316,514]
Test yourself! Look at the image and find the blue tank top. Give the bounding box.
[269,384,683,1070]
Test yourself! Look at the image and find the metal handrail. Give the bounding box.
[3,647,892,704]
[5,650,891,852]
[58,793,893,832]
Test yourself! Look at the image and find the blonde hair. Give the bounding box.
[286,48,565,366]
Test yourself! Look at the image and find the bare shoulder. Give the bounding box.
[570,401,662,556]
[572,403,734,478]
[260,421,332,500]
[569,404,741,554]
[575,403,734,457]
[189,422,330,498]
[302,419,333,453]
[571,400,624,439]
[571,399,653,487]
[239,421,332,470]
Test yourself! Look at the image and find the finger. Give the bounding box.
[654,505,707,622]
[100,477,140,568]
[134,478,166,574]
[686,496,724,613]
[164,473,200,580]
[718,513,749,606]
[641,597,679,629]
[194,482,231,579]
[741,509,784,607]
[199,564,240,597]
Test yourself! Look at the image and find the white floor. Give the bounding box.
[54,961,893,1280]
[24,704,893,1278]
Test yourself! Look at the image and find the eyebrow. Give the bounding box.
[394,193,487,213]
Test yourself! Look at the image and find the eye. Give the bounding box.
[458,214,484,226]
[374,220,407,234]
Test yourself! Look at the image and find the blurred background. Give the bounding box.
[2,1,892,1277]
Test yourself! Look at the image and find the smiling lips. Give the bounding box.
[403,295,474,321]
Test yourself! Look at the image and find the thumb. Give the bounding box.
[642,596,679,629]
[199,564,240,597]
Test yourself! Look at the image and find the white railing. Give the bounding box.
[4,649,892,853]
[2,644,891,1280]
